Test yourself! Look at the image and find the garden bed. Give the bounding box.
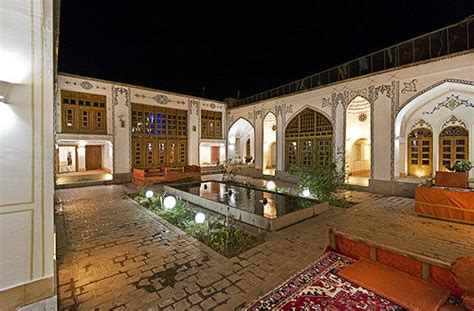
[129,189,266,258]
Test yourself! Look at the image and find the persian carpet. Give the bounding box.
[244,251,405,311]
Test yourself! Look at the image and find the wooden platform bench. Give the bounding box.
[328,228,465,310]
[132,166,201,185]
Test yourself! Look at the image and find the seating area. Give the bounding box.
[329,229,467,310]
[415,171,474,224]
[247,228,472,310]
[132,165,201,185]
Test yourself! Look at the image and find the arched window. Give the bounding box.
[439,126,469,171]
[285,108,333,168]
[408,128,433,177]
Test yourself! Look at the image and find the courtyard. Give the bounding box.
[55,183,474,310]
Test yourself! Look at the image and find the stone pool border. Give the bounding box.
[163,184,329,231]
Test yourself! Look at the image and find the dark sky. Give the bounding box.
[58,1,474,101]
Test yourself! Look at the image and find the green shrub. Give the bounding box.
[287,162,345,201]
[446,160,473,172]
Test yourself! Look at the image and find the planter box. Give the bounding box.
[434,171,468,189]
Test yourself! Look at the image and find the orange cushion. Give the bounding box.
[338,258,450,311]
[451,257,474,310]
[335,236,371,260]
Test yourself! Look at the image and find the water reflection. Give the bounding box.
[175,181,314,219]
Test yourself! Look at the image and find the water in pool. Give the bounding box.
[174,181,314,219]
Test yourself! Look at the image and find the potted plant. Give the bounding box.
[436,160,472,188]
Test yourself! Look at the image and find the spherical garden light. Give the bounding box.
[302,188,310,197]
[195,212,206,224]
[145,190,154,199]
[266,180,276,191]
[163,195,177,209]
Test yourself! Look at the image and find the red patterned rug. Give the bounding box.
[245,251,405,311]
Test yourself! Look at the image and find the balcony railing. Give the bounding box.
[237,15,473,107]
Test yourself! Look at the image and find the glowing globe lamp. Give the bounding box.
[195,212,206,224]
[145,190,154,199]
[266,180,276,190]
[302,189,310,197]
[163,196,177,209]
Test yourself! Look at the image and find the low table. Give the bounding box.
[415,185,474,224]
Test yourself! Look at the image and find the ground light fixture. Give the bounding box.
[302,189,311,197]
[266,180,276,190]
[163,195,177,209]
[145,190,154,199]
[195,212,206,224]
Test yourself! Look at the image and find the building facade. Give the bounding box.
[55,74,227,184]
[228,51,474,195]
[55,49,474,197]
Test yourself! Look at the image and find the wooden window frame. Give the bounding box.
[61,90,107,134]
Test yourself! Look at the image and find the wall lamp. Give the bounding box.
[0,80,12,103]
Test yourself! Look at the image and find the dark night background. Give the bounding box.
[58,1,474,101]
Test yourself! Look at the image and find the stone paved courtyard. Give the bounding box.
[55,184,474,310]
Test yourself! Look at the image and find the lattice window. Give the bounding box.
[286,141,298,166]
[285,108,333,168]
[131,103,187,169]
[317,139,332,167]
[61,90,106,134]
[177,111,187,137]
[134,141,142,167]
[167,110,177,136]
[301,140,313,166]
[201,109,223,139]
[158,141,166,165]
[178,140,187,165]
[408,127,433,177]
[439,126,469,171]
[168,141,176,165]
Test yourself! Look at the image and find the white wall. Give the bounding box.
[0,0,55,294]
[228,52,474,187]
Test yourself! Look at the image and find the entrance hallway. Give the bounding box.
[56,184,474,310]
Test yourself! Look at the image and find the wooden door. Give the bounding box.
[408,128,433,177]
[439,126,469,171]
[86,145,102,170]
[210,146,220,164]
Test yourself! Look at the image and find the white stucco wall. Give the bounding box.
[228,52,474,188]
[0,0,55,291]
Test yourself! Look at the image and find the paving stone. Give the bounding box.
[173,299,191,310]
[188,292,203,305]
[212,278,231,291]
[56,184,474,310]
[200,297,217,310]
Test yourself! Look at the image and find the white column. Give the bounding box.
[188,105,200,166]
[276,113,285,171]
[254,117,263,169]
[77,144,86,171]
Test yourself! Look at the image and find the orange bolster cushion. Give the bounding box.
[338,258,449,311]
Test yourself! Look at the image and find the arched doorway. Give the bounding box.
[346,96,371,185]
[439,126,469,171]
[407,127,433,177]
[227,118,255,163]
[284,108,333,169]
[263,112,277,175]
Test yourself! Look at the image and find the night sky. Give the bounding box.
[58,1,474,101]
